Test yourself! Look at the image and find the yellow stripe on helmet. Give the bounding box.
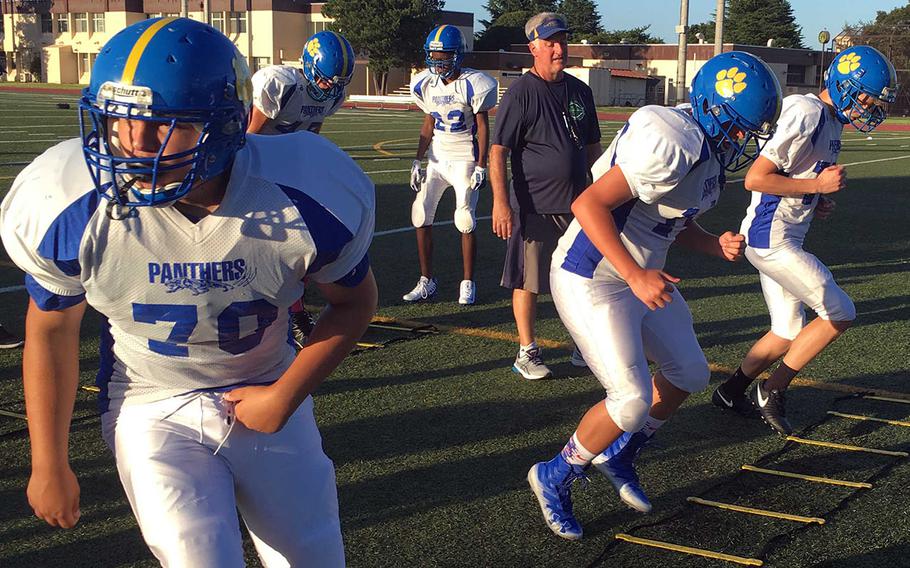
[328,30,350,77]
[121,16,178,85]
[434,25,448,43]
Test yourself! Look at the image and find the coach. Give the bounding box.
[490,12,602,380]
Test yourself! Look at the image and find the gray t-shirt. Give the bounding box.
[492,71,601,214]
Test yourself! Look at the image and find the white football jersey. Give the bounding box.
[555,106,724,283]
[1,134,374,411]
[411,68,498,162]
[251,65,345,134]
[741,93,843,249]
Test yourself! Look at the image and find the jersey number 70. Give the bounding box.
[133,300,279,357]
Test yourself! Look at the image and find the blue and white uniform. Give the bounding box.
[251,65,345,134]
[410,67,498,232]
[551,106,715,433]
[740,93,854,339]
[1,132,374,567]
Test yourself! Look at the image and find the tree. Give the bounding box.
[323,0,443,94]
[589,26,664,45]
[843,2,910,114]
[476,0,556,50]
[687,21,716,44]
[686,0,802,48]
[557,0,602,40]
[725,0,803,48]
[479,0,555,29]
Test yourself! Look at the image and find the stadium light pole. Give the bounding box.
[818,30,830,92]
[676,0,689,104]
[714,0,725,56]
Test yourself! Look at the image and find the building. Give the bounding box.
[564,42,837,106]
[1,0,473,92]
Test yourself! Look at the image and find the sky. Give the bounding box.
[443,0,907,45]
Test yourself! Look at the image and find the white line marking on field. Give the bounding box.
[375,216,493,236]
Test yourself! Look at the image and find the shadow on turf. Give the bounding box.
[813,543,910,568]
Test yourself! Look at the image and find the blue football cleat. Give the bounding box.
[592,431,653,513]
[528,455,587,540]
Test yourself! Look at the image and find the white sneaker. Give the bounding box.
[458,280,476,305]
[402,276,438,302]
[570,346,588,367]
[513,346,552,380]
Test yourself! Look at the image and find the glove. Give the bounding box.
[410,160,426,192]
[471,166,487,191]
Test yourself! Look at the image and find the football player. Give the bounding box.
[527,52,782,539]
[248,30,356,346]
[713,46,898,435]
[403,25,498,305]
[2,18,376,566]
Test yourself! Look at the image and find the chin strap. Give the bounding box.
[105,177,139,220]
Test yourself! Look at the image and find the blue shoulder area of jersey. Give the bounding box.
[413,77,425,101]
[277,183,369,287]
[279,82,298,109]
[465,77,474,101]
[37,188,100,276]
[810,106,827,146]
[561,198,639,279]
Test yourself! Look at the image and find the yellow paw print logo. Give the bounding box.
[307,38,321,58]
[232,53,252,105]
[837,53,861,74]
[715,67,748,98]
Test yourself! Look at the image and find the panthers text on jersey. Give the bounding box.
[1,133,374,411]
[741,93,843,249]
[251,65,346,134]
[411,67,498,162]
[555,105,725,284]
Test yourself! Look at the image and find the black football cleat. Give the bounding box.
[712,383,758,418]
[750,381,793,436]
[0,325,23,349]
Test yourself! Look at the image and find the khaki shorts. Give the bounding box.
[500,212,573,294]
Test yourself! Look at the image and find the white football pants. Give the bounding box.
[102,392,344,568]
[411,158,479,233]
[551,268,710,433]
[746,244,856,340]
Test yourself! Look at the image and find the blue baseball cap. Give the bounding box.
[525,12,569,41]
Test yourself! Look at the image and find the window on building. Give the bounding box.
[146,13,161,19]
[74,13,88,33]
[92,13,105,33]
[79,52,91,75]
[229,12,246,34]
[211,12,225,33]
[41,13,53,33]
[252,57,270,72]
[786,64,806,85]
[57,14,69,33]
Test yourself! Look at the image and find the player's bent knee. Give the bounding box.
[411,206,432,229]
[831,296,856,324]
[662,355,710,393]
[454,208,476,233]
[605,396,651,433]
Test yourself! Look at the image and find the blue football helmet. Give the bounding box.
[424,25,465,79]
[690,51,782,172]
[79,17,251,211]
[301,31,355,102]
[825,45,898,132]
